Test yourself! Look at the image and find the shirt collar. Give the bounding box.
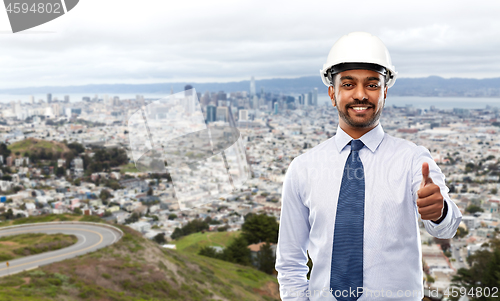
[334,123,385,153]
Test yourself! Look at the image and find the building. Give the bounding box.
[239,109,248,121]
[250,76,256,96]
[14,157,29,167]
[119,178,148,192]
[71,157,84,176]
[216,106,228,122]
[57,159,66,168]
[6,156,13,167]
[247,242,277,267]
[313,88,318,106]
[462,215,478,230]
[47,93,52,103]
[136,95,144,107]
[206,105,216,123]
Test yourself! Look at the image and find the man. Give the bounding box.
[275,32,462,301]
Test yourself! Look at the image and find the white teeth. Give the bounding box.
[352,107,368,111]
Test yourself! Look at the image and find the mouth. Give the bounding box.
[348,105,373,113]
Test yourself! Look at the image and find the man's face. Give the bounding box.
[328,69,387,130]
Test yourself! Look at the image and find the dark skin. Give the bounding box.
[328,69,444,222]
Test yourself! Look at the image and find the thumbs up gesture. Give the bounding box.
[417,162,444,222]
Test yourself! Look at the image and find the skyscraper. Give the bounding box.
[250,76,256,96]
[206,105,216,123]
[47,93,52,103]
[313,88,318,106]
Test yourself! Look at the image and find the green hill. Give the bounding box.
[0,217,279,301]
[7,138,70,157]
[175,231,240,254]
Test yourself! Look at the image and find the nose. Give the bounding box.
[353,85,368,101]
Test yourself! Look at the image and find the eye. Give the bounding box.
[341,83,353,87]
[367,84,379,89]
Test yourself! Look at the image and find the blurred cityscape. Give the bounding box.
[0,76,499,298]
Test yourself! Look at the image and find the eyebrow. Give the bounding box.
[339,75,381,82]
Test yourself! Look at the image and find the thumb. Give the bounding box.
[420,162,433,188]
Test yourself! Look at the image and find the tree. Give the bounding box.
[0,143,11,158]
[241,213,279,244]
[2,208,14,220]
[74,207,82,215]
[103,180,122,190]
[67,142,85,154]
[198,246,223,259]
[99,189,112,201]
[170,219,209,240]
[466,204,484,214]
[125,212,140,224]
[257,242,276,274]
[456,226,469,238]
[223,236,251,266]
[55,166,65,177]
[147,187,153,196]
[171,227,183,240]
[168,214,177,220]
[153,233,166,245]
[451,239,500,301]
[73,178,81,186]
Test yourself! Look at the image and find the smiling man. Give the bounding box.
[275,32,462,301]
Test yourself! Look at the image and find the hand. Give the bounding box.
[417,162,444,222]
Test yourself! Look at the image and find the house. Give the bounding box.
[71,157,84,176]
[247,242,277,267]
[461,215,478,230]
[119,178,148,192]
[57,159,66,168]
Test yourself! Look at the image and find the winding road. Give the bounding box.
[0,222,123,277]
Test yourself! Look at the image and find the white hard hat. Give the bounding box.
[320,32,397,88]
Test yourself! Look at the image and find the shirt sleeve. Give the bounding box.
[275,158,311,301]
[411,146,462,239]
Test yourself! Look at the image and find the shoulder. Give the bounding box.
[290,136,336,168]
[380,132,429,155]
[380,132,435,176]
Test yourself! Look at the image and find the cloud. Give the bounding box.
[0,0,499,89]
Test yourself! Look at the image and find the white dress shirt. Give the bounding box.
[275,123,462,301]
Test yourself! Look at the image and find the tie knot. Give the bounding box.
[351,139,364,151]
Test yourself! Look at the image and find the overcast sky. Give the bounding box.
[0,0,499,89]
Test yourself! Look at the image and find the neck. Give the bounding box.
[340,122,378,139]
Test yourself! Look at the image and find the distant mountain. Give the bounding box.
[0,76,499,97]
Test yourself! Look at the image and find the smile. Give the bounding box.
[349,106,372,113]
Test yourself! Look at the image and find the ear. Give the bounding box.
[328,86,336,107]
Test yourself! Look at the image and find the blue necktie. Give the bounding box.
[330,139,365,300]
